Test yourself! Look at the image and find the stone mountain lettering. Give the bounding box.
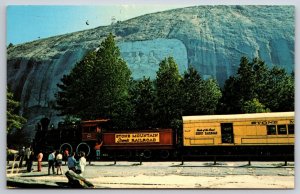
[115,133,160,143]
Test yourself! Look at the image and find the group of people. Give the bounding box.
[47,149,86,176]
[18,146,36,172]
[47,150,64,175]
[16,139,106,176]
[67,151,86,175]
[18,145,87,176]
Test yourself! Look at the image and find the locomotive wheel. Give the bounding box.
[76,142,91,156]
[143,150,152,159]
[59,143,73,154]
[160,150,170,159]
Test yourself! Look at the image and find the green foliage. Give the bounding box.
[260,66,294,112]
[202,78,222,114]
[7,89,27,133]
[93,33,131,119]
[56,33,131,122]
[63,115,81,125]
[56,51,97,118]
[179,67,203,115]
[219,56,294,113]
[237,56,258,101]
[180,67,221,115]
[156,57,182,127]
[242,98,270,113]
[217,76,242,113]
[130,77,157,129]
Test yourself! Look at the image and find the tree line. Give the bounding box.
[6,33,294,149]
[52,33,293,131]
[55,33,222,130]
[7,33,294,133]
[218,57,294,114]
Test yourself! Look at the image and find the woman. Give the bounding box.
[55,151,63,175]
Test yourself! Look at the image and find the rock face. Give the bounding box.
[7,5,294,139]
[119,38,188,79]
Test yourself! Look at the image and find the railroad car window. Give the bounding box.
[221,123,234,143]
[267,125,276,135]
[288,124,294,134]
[277,125,287,135]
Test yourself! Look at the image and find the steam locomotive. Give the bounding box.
[33,112,294,162]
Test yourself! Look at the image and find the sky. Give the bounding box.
[6,5,184,45]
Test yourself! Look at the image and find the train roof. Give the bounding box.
[182,112,294,122]
[81,119,109,127]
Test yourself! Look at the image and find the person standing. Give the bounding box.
[63,148,69,165]
[55,151,63,175]
[37,151,43,172]
[67,152,77,172]
[94,140,103,160]
[24,146,31,166]
[76,151,86,176]
[18,146,25,168]
[27,151,35,172]
[48,150,55,175]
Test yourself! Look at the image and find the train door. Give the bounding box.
[221,123,234,143]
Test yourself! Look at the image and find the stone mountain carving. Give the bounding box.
[119,38,188,79]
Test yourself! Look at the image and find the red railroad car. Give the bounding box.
[81,119,108,142]
[81,119,176,160]
[102,129,175,159]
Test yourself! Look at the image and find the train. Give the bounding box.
[33,112,294,162]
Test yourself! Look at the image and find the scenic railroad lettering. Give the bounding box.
[115,133,160,143]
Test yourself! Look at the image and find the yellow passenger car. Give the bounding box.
[183,112,294,150]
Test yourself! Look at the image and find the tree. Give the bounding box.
[260,66,294,112]
[180,67,204,115]
[130,77,157,129]
[217,76,242,114]
[56,33,132,123]
[56,51,97,118]
[155,57,182,128]
[7,88,26,133]
[180,67,221,115]
[218,57,259,114]
[242,98,270,113]
[218,56,294,114]
[93,33,131,120]
[236,56,257,101]
[201,78,222,114]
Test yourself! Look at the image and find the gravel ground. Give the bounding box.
[6,161,294,189]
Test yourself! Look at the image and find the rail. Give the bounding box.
[95,153,293,166]
[179,154,294,166]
